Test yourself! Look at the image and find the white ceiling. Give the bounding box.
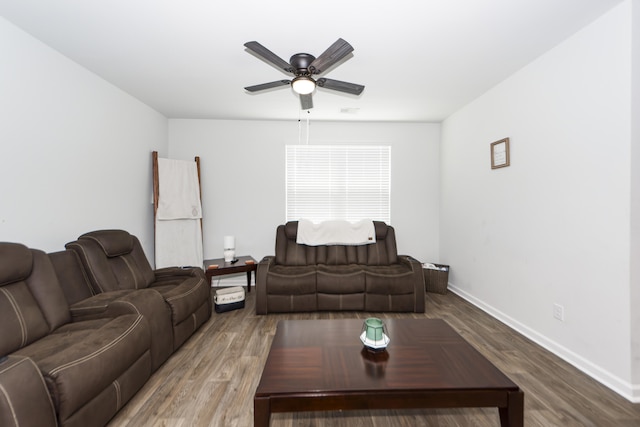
[0,0,623,122]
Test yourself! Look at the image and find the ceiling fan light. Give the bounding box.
[292,76,316,95]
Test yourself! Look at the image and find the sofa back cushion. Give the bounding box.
[48,249,95,306]
[0,243,71,356]
[275,221,399,266]
[66,230,155,293]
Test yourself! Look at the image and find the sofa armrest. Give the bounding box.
[256,256,276,314]
[154,266,205,280]
[398,255,426,313]
[68,290,134,321]
[69,289,172,371]
[0,355,57,427]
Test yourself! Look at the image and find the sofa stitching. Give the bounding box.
[82,235,109,255]
[66,243,105,293]
[70,303,109,312]
[0,358,56,426]
[75,253,97,296]
[0,358,19,375]
[120,257,140,290]
[0,288,27,347]
[29,357,58,422]
[116,300,141,315]
[113,379,121,410]
[0,382,19,427]
[165,278,204,302]
[49,315,144,376]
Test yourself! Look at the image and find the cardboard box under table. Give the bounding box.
[214,286,245,313]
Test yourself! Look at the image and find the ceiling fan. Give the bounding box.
[243,38,365,110]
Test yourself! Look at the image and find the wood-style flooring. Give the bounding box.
[108,290,640,426]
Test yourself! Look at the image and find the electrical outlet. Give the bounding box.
[553,303,564,321]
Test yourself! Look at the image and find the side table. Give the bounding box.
[204,255,257,293]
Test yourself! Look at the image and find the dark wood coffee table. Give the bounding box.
[254,319,523,426]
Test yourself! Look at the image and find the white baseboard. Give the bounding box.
[448,284,640,403]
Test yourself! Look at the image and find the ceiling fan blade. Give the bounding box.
[300,94,313,110]
[244,80,291,92]
[309,38,354,75]
[244,41,294,73]
[316,78,364,95]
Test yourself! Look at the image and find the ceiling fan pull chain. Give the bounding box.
[306,111,310,145]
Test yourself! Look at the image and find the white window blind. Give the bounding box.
[286,145,391,223]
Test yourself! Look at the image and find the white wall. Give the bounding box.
[630,0,640,387]
[441,2,635,399]
[168,119,440,264]
[0,17,167,257]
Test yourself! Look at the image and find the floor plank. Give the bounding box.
[108,290,640,427]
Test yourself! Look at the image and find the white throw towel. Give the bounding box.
[155,218,203,268]
[296,219,376,246]
[156,158,202,220]
[155,157,203,268]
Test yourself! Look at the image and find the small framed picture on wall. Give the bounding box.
[491,138,510,169]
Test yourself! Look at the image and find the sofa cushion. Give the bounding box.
[266,265,316,295]
[27,250,74,331]
[0,356,57,427]
[14,314,151,424]
[316,245,362,265]
[366,225,398,265]
[283,239,312,266]
[149,276,209,325]
[0,242,32,285]
[317,264,366,310]
[266,294,317,312]
[79,230,134,257]
[317,293,365,311]
[365,293,417,312]
[48,250,95,306]
[317,265,365,293]
[67,232,155,292]
[0,246,72,356]
[364,264,416,294]
[0,281,50,356]
[283,221,298,240]
[67,288,173,372]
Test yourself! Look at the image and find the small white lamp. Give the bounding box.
[223,236,236,262]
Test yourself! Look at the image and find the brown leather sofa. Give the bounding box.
[0,242,152,427]
[256,221,425,314]
[65,229,212,352]
[0,230,212,427]
[48,249,174,371]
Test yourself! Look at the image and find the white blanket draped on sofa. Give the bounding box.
[155,157,203,268]
[296,219,376,246]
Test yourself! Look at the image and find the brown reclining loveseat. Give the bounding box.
[65,229,212,353]
[256,221,425,314]
[0,242,152,427]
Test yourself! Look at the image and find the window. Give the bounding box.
[286,145,391,223]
